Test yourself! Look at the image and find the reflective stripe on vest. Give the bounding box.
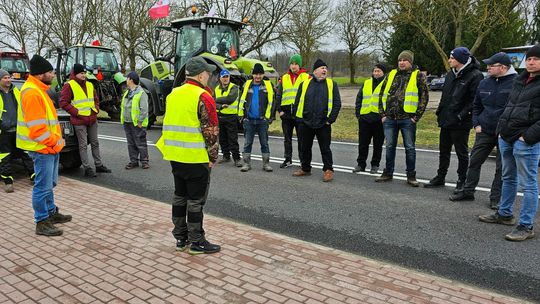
[120,89,148,127]
[16,83,64,152]
[281,72,308,106]
[68,80,96,116]
[360,78,384,115]
[295,78,333,118]
[238,80,274,119]
[0,87,20,121]
[381,69,419,113]
[156,83,209,163]
[215,83,239,115]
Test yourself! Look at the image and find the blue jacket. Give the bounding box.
[472,69,517,136]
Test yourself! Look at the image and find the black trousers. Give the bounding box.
[437,128,470,181]
[298,122,333,172]
[463,132,501,202]
[171,162,210,243]
[357,119,384,168]
[0,131,34,184]
[281,117,300,160]
[218,115,240,160]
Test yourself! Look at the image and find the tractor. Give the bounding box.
[140,14,279,121]
[0,51,30,80]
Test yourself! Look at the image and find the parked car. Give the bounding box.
[429,76,445,91]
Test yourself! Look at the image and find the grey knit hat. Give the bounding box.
[0,69,10,79]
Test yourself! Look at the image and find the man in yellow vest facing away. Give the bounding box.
[156,56,221,255]
[353,63,386,174]
[0,69,35,193]
[375,50,429,186]
[292,59,341,182]
[121,71,149,170]
[275,54,309,168]
[59,63,111,178]
[18,55,71,236]
[213,69,242,167]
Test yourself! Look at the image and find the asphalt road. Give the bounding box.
[62,121,540,302]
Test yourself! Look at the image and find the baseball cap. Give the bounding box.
[220,69,230,78]
[185,56,216,76]
[483,52,512,66]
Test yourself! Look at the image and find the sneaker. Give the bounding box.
[375,170,393,182]
[280,159,293,168]
[292,169,311,176]
[176,239,190,252]
[49,208,72,224]
[95,165,112,173]
[478,213,516,226]
[505,225,535,242]
[125,163,139,170]
[189,240,221,255]
[35,218,63,236]
[489,200,499,210]
[423,175,445,188]
[352,165,365,173]
[3,183,14,193]
[369,166,379,174]
[449,191,475,201]
[84,167,97,177]
[217,156,231,164]
[323,170,334,182]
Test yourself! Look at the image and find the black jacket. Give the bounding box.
[497,72,540,144]
[355,76,384,123]
[436,57,484,129]
[472,70,517,136]
[293,76,341,129]
[0,84,18,132]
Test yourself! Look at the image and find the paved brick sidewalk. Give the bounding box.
[0,177,531,304]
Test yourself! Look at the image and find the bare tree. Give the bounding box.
[0,1,32,51]
[284,0,334,68]
[335,0,375,84]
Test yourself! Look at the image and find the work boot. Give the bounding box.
[293,169,311,176]
[406,171,419,187]
[3,183,14,193]
[49,208,72,224]
[95,165,112,173]
[262,153,273,172]
[375,169,393,182]
[449,191,475,201]
[423,175,445,188]
[505,225,535,242]
[217,155,231,164]
[35,218,63,236]
[280,158,292,168]
[233,158,243,167]
[352,165,365,173]
[489,200,500,210]
[453,179,465,194]
[240,153,251,172]
[369,166,379,174]
[84,167,97,177]
[478,212,516,226]
[323,170,334,182]
[189,239,221,255]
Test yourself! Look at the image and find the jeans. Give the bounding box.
[242,119,270,154]
[297,122,333,172]
[497,138,540,229]
[437,128,469,181]
[383,118,416,173]
[28,152,59,223]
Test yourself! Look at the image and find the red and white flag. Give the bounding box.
[149,0,170,20]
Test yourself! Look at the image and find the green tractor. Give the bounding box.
[140,15,279,120]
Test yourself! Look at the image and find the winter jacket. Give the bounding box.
[239,80,274,120]
[275,68,309,119]
[355,76,384,123]
[0,84,18,131]
[59,71,100,126]
[497,71,540,145]
[122,85,149,125]
[472,67,517,136]
[436,57,484,129]
[213,83,239,116]
[293,76,341,129]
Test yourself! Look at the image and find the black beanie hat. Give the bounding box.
[252,63,264,75]
[127,71,140,85]
[526,44,540,59]
[374,63,387,74]
[29,54,54,75]
[312,59,327,71]
[73,63,86,74]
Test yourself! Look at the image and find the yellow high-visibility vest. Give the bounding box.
[380,69,419,113]
[238,80,274,119]
[156,83,209,163]
[68,80,96,116]
[295,78,334,118]
[215,83,239,115]
[120,90,148,127]
[281,72,308,106]
[0,87,20,121]
[360,78,384,115]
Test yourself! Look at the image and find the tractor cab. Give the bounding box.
[0,51,30,80]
